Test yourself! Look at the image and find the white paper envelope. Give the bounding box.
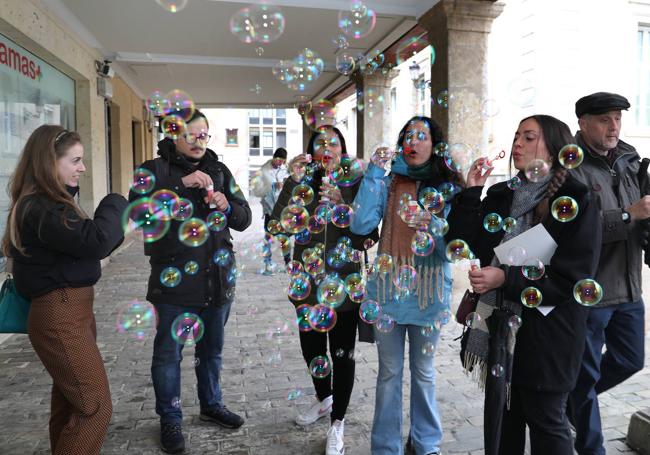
[493,224,558,266]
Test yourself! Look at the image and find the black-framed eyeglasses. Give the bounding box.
[183,132,211,145]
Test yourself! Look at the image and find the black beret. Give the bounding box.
[575,92,630,118]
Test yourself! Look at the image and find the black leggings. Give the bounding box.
[298,309,359,421]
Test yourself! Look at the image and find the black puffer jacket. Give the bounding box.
[446,175,602,392]
[12,190,128,298]
[130,139,251,308]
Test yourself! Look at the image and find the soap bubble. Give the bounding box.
[411,231,435,256]
[287,260,303,276]
[151,189,181,221]
[520,286,543,308]
[396,37,435,66]
[178,218,209,247]
[160,266,182,288]
[421,342,436,356]
[507,176,523,190]
[331,204,353,228]
[230,4,286,44]
[524,159,550,183]
[375,314,396,333]
[522,258,545,280]
[131,168,156,195]
[171,313,205,346]
[551,196,579,223]
[573,279,603,306]
[266,218,283,235]
[329,157,363,187]
[164,89,195,122]
[172,198,193,221]
[436,90,449,108]
[304,100,337,131]
[438,182,459,201]
[374,253,393,274]
[292,184,315,206]
[287,389,303,401]
[508,315,522,329]
[335,52,356,75]
[116,300,156,340]
[491,364,504,377]
[483,213,503,233]
[155,0,188,13]
[558,144,584,169]
[308,304,337,332]
[445,239,471,263]
[309,355,331,378]
[419,188,445,214]
[212,248,232,267]
[505,246,526,266]
[502,217,517,233]
[359,300,381,324]
[420,323,436,337]
[393,265,418,292]
[296,304,312,332]
[288,272,312,301]
[316,276,346,309]
[147,90,170,116]
[280,205,309,234]
[122,198,170,243]
[184,260,199,276]
[207,211,227,232]
[337,1,376,39]
[161,115,186,140]
[430,217,449,237]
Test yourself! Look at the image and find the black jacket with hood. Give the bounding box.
[129,138,251,308]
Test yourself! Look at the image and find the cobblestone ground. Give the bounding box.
[0,201,648,454]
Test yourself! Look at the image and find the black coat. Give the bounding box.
[446,175,602,392]
[130,139,251,308]
[12,192,128,298]
[271,172,378,312]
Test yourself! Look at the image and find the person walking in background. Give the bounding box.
[447,115,601,455]
[351,116,460,455]
[569,92,647,455]
[271,125,376,455]
[251,147,290,275]
[2,125,128,454]
[129,109,252,454]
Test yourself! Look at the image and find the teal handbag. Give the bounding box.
[0,278,31,334]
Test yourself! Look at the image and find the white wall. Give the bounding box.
[487,0,650,170]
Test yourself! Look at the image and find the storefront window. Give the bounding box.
[0,33,76,247]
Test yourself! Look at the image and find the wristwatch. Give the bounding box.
[622,210,631,224]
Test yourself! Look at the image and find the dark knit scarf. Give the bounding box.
[463,172,552,397]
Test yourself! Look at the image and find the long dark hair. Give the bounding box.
[517,115,574,224]
[396,116,463,188]
[2,125,85,256]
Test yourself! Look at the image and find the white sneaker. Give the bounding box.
[295,395,333,426]
[326,419,345,455]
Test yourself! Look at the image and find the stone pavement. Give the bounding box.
[0,201,648,454]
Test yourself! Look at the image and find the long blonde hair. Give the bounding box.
[2,125,85,256]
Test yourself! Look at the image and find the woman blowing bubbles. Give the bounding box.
[446,115,602,455]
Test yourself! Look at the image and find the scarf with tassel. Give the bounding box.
[377,171,443,310]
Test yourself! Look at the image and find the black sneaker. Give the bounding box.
[200,405,245,429]
[160,423,185,454]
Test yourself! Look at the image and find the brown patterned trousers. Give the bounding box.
[28,286,112,455]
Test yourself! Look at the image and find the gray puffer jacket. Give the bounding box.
[571,132,645,307]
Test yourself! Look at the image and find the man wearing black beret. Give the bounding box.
[569,92,647,455]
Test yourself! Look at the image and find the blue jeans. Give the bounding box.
[151,302,232,424]
[371,324,442,455]
[570,300,645,455]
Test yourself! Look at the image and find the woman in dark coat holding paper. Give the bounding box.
[445,115,602,455]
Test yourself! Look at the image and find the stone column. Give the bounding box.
[420,0,504,161]
[359,69,399,160]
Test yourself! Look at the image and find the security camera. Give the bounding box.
[96,60,115,78]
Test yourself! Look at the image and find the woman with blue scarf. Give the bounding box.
[351,116,461,455]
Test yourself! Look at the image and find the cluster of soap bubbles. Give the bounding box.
[273,48,325,92]
[146,89,196,140]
